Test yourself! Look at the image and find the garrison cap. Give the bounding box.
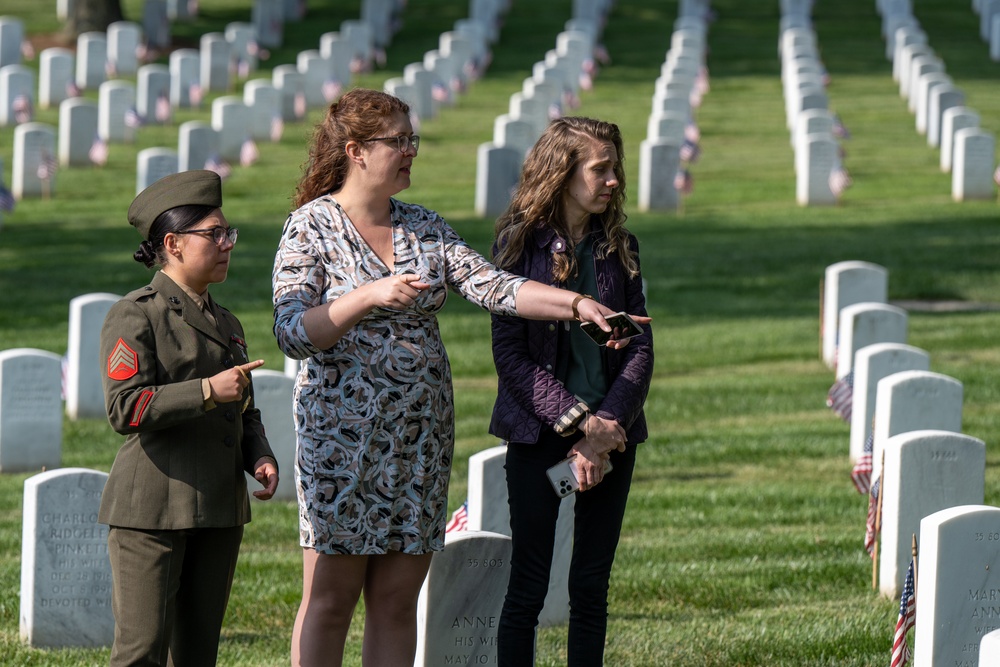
[127,170,223,239]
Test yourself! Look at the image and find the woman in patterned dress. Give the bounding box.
[272,89,630,666]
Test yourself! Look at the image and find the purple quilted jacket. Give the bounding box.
[489,226,653,445]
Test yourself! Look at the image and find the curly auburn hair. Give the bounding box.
[292,88,411,208]
[492,116,638,283]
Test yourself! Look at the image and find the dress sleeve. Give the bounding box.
[272,210,327,360]
[440,218,526,316]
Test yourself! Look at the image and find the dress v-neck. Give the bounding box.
[331,197,397,274]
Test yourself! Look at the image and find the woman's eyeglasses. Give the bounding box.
[366,135,420,155]
[174,226,239,246]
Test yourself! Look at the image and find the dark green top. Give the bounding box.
[556,232,608,410]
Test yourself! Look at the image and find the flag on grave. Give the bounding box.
[0,185,15,213]
[446,500,468,533]
[826,370,853,423]
[851,425,874,495]
[864,476,881,556]
[890,557,916,667]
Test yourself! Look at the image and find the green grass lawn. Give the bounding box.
[2,0,1000,665]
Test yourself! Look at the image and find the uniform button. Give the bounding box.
[225,411,235,422]
[223,359,234,368]
[544,364,553,371]
[224,436,235,447]
[547,324,556,332]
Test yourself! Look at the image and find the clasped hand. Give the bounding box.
[570,415,626,491]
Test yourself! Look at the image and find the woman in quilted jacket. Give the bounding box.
[490,117,654,666]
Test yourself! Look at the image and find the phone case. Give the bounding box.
[545,456,614,497]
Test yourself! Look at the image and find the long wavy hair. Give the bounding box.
[293,88,410,208]
[492,116,638,283]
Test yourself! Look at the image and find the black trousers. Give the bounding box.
[107,525,244,667]
[497,430,636,667]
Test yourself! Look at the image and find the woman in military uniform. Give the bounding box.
[99,170,279,666]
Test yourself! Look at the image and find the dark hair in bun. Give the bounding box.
[133,203,218,268]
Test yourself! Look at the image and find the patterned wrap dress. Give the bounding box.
[273,196,526,555]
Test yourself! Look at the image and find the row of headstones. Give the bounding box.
[970,0,1000,59]
[3,18,388,199]
[473,1,613,218]
[879,1,997,202]
[384,0,507,128]
[779,5,853,207]
[637,3,711,213]
[821,260,1000,664]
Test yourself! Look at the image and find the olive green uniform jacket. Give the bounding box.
[98,271,274,529]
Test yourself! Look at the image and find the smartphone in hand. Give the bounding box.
[546,456,614,497]
[579,312,643,346]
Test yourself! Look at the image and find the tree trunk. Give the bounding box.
[66,0,125,39]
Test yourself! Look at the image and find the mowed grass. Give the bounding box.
[2,0,1000,665]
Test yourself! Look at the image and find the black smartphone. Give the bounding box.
[579,312,643,345]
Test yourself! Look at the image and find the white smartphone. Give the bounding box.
[579,312,643,346]
[546,456,613,498]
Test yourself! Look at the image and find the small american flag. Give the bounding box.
[445,500,468,533]
[579,71,593,91]
[832,114,851,140]
[851,427,874,495]
[322,79,342,103]
[12,94,32,124]
[66,80,81,98]
[204,154,231,180]
[21,40,35,61]
[864,477,881,556]
[0,185,15,213]
[154,92,172,124]
[239,137,259,167]
[105,60,117,78]
[826,370,853,423]
[685,122,701,143]
[125,106,143,128]
[270,114,284,142]
[993,164,1000,188]
[36,152,57,181]
[547,101,562,120]
[188,0,199,16]
[679,138,701,164]
[431,82,450,103]
[294,91,307,119]
[674,168,693,195]
[189,83,203,107]
[237,58,250,79]
[89,135,109,166]
[890,558,916,667]
[829,166,853,197]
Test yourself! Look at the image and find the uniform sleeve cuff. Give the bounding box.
[202,378,216,411]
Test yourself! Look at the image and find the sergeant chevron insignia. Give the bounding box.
[108,338,139,380]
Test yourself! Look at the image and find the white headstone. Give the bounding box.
[273,64,305,122]
[793,108,834,152]
[492,114,535,162]
[66,293,120,420]
[509,93,547,141]
[414,531,511,667]
[167,0,197,21]
[849,343,929,464]
[252,0,284,48]
[283,356,301,379]
[0,64,35,127]
[981,628,1000,665]
[914,72,951,135]
[0,16,24,69]
[898,43,934,98]
[341,20,374,71]
[0,349,62,473]
[940,106,978,173]
[474,143,521,218]
[403,63,436,121]
[467,445,571,627]
[136,64,171,125]
[12,122,57,199]
[39,48,75,110]
[822,261,889,369]
[243,79,281,142]
[915,505,1000,665]
[135,147,178,195]
[952,128,995,202]
[142,0,171,50]
[245,370,294,501]
[177,120,219,172]
[835,303,908,380]
[75,32,107,92]
[638,138,680,212]
[169,48,200,109]
[200,32,230,94]
[107,21,141,77]
[98,80,136,144]
[891,26,926,75]
[981,0,1000,40]
[647,111,687,143]
[871,370,963,486]
[795,133,837,206]
[211,97,250,163]
[992,13,1000,61]
[58,98,99,168]
[19,468,114,647]
[927,85,965,148]
[225,22,259,75]
[319,32,353,89]
[879,430,984,599]
[297,49,333,108]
